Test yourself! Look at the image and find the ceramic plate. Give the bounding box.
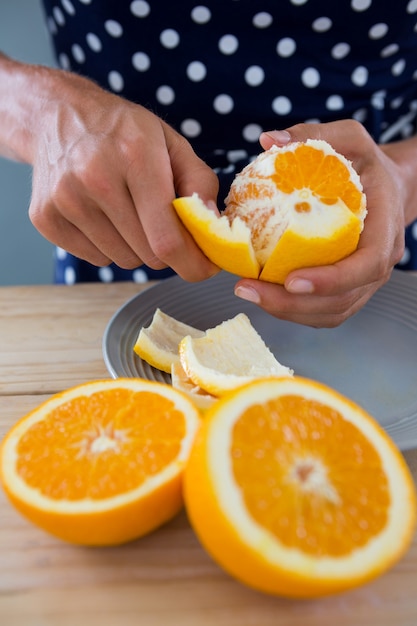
[103,270,417,451]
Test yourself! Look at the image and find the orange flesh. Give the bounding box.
[231,395,389,557]
[16,389,185,500]
[271,145,364,214]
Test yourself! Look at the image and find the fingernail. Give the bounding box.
[234,285,260,304]
[286,278,314,294]
[262,130,291,145]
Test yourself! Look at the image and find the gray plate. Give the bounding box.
[103,270,417,451]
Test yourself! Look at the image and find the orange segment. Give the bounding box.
[0,379,201,545]
[184,376,416,598]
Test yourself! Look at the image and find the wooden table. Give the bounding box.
[0,281,416,626]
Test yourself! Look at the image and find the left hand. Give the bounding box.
[233,120,406,328]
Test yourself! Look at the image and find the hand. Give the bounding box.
[26,68,220,281]
[234,120,406,327]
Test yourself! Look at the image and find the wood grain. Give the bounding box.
[0,282,416,626]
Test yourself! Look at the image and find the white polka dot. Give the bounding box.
[187,61,207,81]
[132,52,151,71]
[369,23,389,39]
[390,96,404,109]
[326,95,344,111]
[398,246,411,265]
[244,65,265,86]
[59,53,71,70]
[392,58,406,76]
[371,90,386,110]
[272,96,292,115]
[213,94,234,114]
[290,0,308,5]
[47,17,58,35]
[53,6,65,26]
[160,29,180,48]
[331,42,350,59]
[219,164,236,176]
[78,0,92,4]
[351,65,369,86]
[301,67,320,88]
[181,119,202,137]
[407,0,417,13]
[352,107,368,123]
[242,124,263,142]
[226,149,248,163]
[351,0,372,11]
[412,221,417,238]
[276,37,296,57]
[130,0,151,17]
[218,34,239,55]
[253,12,273,28]
[108,71,124,92]
[105,20,123,38]
[86,33,102,52]
[61,0,75,15]
[64,266,76,285]
[312,17,332,33]
[156,85,175,105]
[380,43,399,58]
[98,266,114,282]
[133,268,149,283]
[56,247,68,261]
[191,6,211,24]
[71,44,85,64]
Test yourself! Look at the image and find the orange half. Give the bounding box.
[184,376,416,598]
[0,378,201,545]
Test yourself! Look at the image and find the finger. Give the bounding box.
[126,129,221,281]
[30,198,114,266]
[234,278,372,328]
[30,188,146,268]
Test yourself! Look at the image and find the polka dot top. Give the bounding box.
[41,0,417,283]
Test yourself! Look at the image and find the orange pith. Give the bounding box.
[16,389,184,500]
[232,395,388,557]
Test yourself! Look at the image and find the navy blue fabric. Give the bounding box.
[40,0,417,283]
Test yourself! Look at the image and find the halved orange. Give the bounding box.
[173,140,367,284]
[0,378,201,545]
[184,376,416,598]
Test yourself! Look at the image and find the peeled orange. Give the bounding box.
[173,140,367,284]
[184,376,416,598]
[0,378,201,545]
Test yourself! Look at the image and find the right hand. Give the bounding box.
[26,67,220,280]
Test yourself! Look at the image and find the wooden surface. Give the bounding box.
[0,281,416,626]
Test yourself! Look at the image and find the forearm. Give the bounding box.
[0,53,43,162]
[380,135,417,225]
